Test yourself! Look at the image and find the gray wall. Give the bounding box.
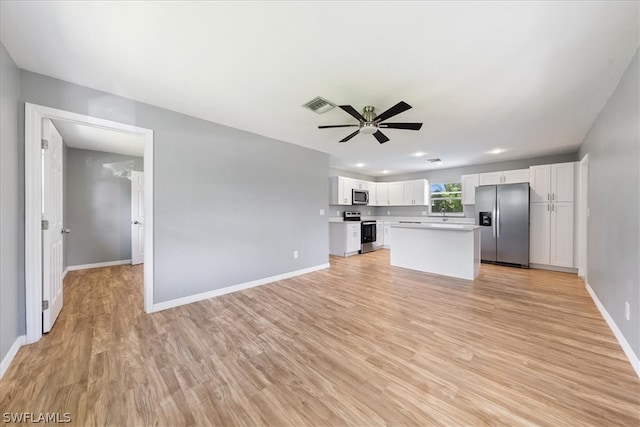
[329,167,375,181]
[578,49,640,357]
[0,43,23,363]
[64,147,143,267]
[20,71,329,304]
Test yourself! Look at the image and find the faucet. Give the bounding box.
[441,208,449,222]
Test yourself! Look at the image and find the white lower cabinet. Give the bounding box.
[383,223,393,248]
[530,202,574,268]
[550,202,574,267]
[329,223,361,257]
[375,221,384,247]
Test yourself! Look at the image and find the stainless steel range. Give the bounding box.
[343,211,377,254]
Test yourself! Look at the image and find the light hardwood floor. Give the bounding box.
[1,250,638,426]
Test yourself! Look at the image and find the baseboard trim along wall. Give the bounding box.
[529,263,578,274]
[0,335,26,379]
[62,267,69,280]
[586,282,640,377]
[152,263,331,312]
[67,259,132,271]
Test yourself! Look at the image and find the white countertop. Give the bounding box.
[329,216,474,224]
[391,223,480,231]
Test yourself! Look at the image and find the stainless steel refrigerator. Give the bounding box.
[475,183,529,267]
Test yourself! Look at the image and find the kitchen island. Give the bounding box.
[390,223,481,280]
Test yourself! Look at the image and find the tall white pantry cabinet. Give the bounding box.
[529,162,576,268]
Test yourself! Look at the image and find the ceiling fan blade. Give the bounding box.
[373,130,390,144]
[340,129,360,143]
[378,122,423,130]
[339,105,366,122]
[318,124,359,129]
[374,101,412,123]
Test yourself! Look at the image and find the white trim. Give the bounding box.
[586,282,640,377]
[529,263,578,274]
[578,153,589,279]
[67,259,132,271]
[25,103,154,344]
[62,267,69,280]
[152,263,330,312]
[0,335,26,379]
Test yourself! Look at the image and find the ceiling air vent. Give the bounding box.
[427,158,442,163]
[302,96,336,114]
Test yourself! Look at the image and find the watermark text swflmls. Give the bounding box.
[3,412,72,423]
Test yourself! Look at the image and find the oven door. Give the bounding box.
[361,222,377,243]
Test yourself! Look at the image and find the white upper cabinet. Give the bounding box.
[551,163,575,202]
[403,179,429,206]
[503,168,530,184]
[388,182,404,206]
[530,162,575,203]
[479,169,529,185]
[329,176,353,205]
[461,174,479,204]
[478,171,503,186]
[374,182,389,206]
[368,183,378,206]
[352,180,368,191]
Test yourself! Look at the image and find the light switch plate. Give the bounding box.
[319,209,325,216]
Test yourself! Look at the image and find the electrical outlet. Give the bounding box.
[293,250,298,259]
[336,211,340,216]
[586,208,590,217]
[625,302,630,320]
[368,210,371,215]
[319,209,325,216]
[387,211,391,215]
[421,211,427,216]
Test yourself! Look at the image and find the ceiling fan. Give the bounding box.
[318,101,423,143]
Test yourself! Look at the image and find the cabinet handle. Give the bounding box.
[547,193,550,201]
[552,193,555,201]
[551,204,555,212]
[547,204,549,211]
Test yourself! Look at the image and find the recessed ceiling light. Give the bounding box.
[412,152,426,157]
[355,163,365,168]
[382,170,390,174]
[488,148,505,154]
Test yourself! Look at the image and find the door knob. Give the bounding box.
[61,228,71,234]
[133,220,141,225]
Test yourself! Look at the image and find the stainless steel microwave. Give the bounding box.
[352,189,369,205]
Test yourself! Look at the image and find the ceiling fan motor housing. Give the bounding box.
[360,106,378,134]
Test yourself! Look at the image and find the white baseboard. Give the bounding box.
[67,259,131,271]
[62,267,69,280]
[586,282,640,377]
[1,335,26,379]
[530,263,578,274]
[152,263,330,312]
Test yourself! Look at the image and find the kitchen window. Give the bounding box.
[430,182,463,214]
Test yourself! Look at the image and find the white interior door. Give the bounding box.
[42,119,64,333]
[131,171,144,265]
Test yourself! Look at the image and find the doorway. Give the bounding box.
[25,103,154,344]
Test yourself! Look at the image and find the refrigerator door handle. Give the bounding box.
[492,200,497,238]
[496,199,501,238]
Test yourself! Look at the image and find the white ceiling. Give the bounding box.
[52,120,144,157]
[2,1,638,176]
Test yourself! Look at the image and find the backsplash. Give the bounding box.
[328,205,476,219]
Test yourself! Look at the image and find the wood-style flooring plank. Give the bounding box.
[1,251,638,426]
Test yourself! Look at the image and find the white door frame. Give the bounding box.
[578,153,589,279]
[25,103,155,344]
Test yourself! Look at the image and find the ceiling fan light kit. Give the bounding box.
[317,101,423,143]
